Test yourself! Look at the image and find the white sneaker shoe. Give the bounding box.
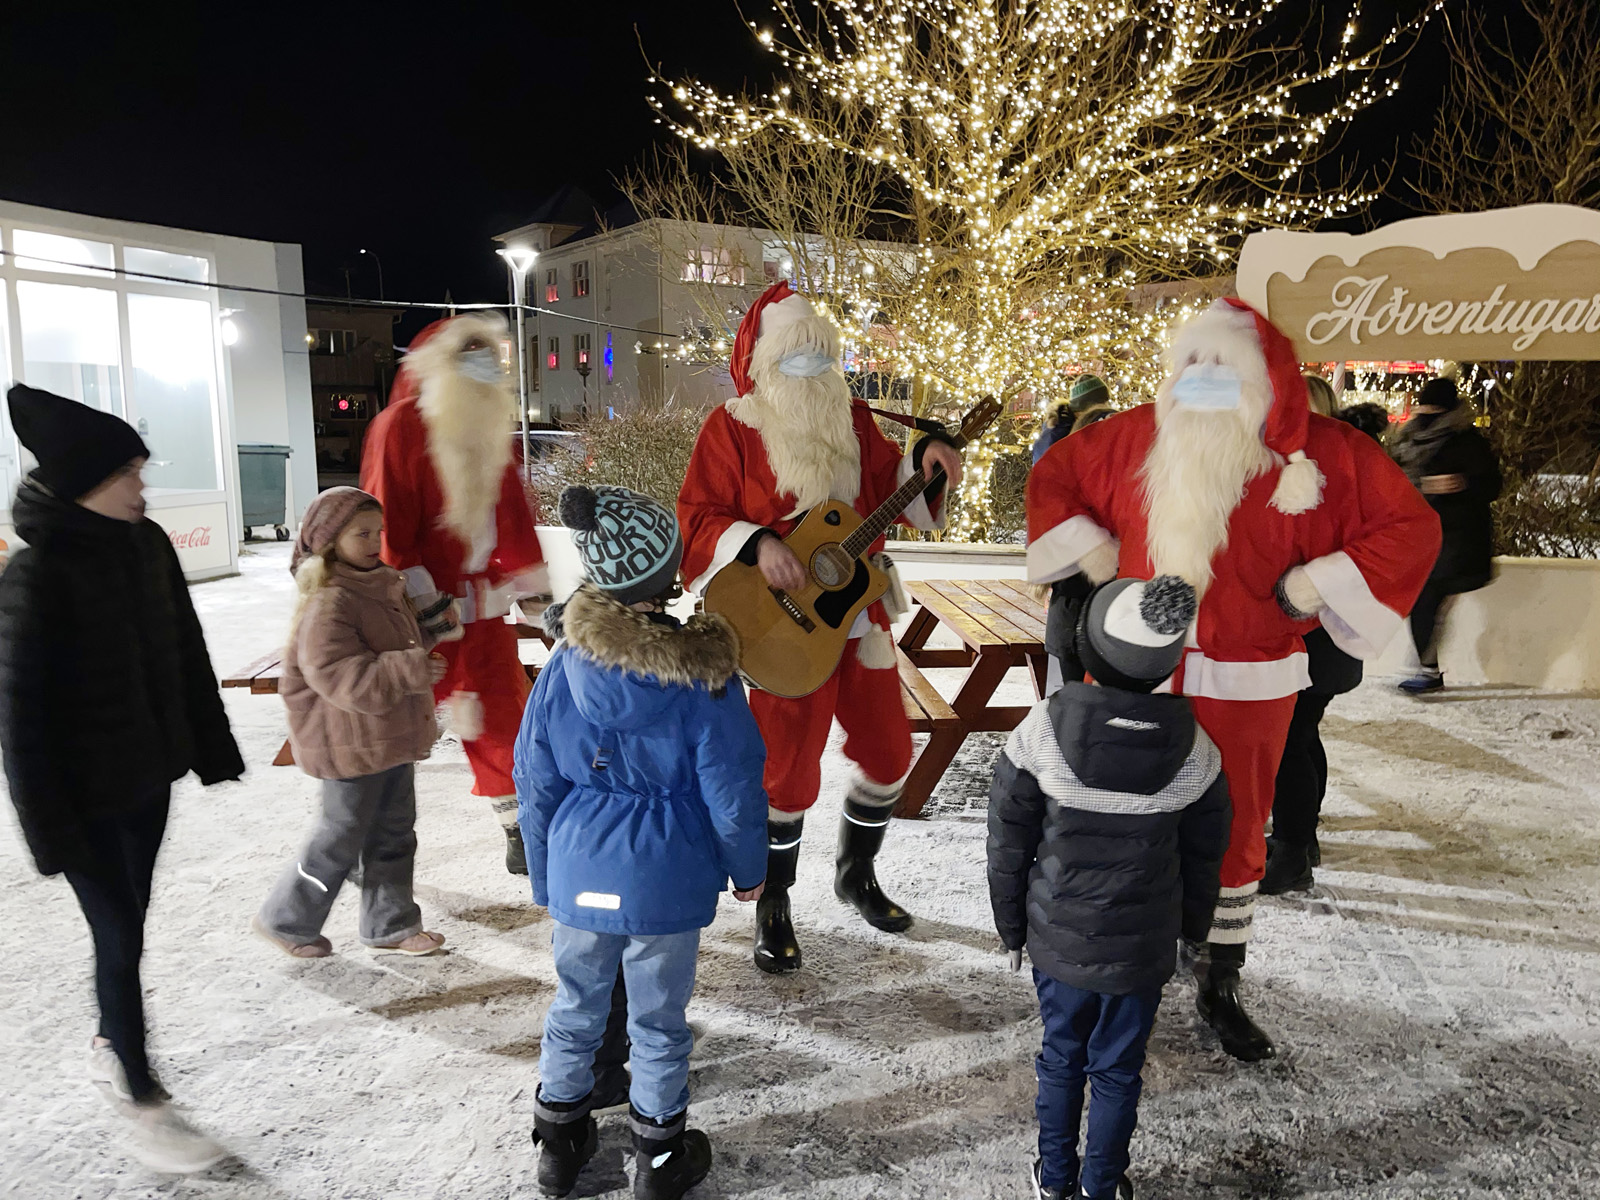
[89,1041,169,1107]
[126,1101,227,1174]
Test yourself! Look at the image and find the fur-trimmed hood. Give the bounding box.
[549,584,741,728]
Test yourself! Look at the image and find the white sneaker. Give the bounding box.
[126,1101,227,1174]
[89,1041,169,1107]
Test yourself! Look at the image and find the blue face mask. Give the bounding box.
[1169,363,1243,411]
[458,347,506,384]
[777,350,837,378]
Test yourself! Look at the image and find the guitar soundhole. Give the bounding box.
[813,562,869,628]
[810,544,853,589]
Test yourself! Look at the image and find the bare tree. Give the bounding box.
[632,0,1435,539]
[1416,0,1600,558]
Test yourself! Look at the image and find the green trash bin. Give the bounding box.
[238,443,293,541]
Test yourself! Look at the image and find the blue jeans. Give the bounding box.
[541,923,700,1120]
[1034,970,1162,1198]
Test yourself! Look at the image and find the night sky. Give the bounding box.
[0,0,1515,335]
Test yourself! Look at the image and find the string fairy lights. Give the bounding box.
[647,0,1443,538]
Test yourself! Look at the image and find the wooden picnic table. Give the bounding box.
[896,577,1048,817]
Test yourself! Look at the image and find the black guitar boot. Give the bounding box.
[630,1107,712,1200]
[531,1091,598,1198]
[1194,941,1276,1062]
[834,786,913,933]
[754,816,803,974]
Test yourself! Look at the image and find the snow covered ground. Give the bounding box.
[3,543,1598,1199]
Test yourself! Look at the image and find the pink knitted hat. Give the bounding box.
[290,486,381,573]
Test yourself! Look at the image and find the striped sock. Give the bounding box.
[1207,883,1258,945]
[488,795,519,831]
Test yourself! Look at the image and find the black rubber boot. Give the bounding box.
[593,964,631,1109]
[531,1091,597,1198]
[754,817,803,975]
[630,1107,711,1200]
[834,796,913,933]
[1194,942,1276,1062]
[1259,838,1314,896]
[505,824,529,876]
[1309,833,1322,867]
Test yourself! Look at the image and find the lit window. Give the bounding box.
[575,333,591,368]
[572,261,590,298]
[17,281,124,416]
[681,246,745,285]
[547,337,559,370]
[13,230,114,278]
[125,247,209,286]
[544,268,559,303]
[604,331,614,383]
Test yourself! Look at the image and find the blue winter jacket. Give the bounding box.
[514,584,769,935]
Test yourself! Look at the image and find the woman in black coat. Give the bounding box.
[1390,377,1503,692]
[0,385,242,1173]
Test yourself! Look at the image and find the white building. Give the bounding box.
[0,199,315,580]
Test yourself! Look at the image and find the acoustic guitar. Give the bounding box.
[704,397,1002,697]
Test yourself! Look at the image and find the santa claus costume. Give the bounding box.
[361,313,547,874]
[1027,299,1440,1060]
[678,282,955,974]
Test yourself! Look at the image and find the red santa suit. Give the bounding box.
[1027,300,1439,949]
[361,314,545,812]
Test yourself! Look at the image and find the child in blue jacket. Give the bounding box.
[515,485,767,1200]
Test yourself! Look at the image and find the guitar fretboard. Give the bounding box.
[841,464,945,559]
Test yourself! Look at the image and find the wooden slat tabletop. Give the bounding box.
[906,580,1009,650]
[946,578,1045,648]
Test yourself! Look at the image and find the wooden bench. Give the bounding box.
[223,623,551,767]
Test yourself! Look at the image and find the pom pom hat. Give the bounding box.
[560,485,683,606]
[1168,298,1324,515]
[728,280,824,397]
[1076,575,1198,694]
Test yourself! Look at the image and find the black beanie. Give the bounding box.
[1417,377,1460,412]
[7,383,150,500]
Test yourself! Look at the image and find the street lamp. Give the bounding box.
[497,244,539,477]
[359,248,385,301]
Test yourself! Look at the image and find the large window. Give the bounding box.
[572,260,590,298]
[125,247,209,287]
[12,230,114,278]
[127,293,220,492]
[17,281,125,417]
[544,268,559,303]
[682,246,744,286]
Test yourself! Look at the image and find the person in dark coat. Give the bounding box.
[988,575,1230,1200]
[1390,377,1503,692]
[0,384,242,1174]
[1031,373,1115,465]
[1261,388,1388,894]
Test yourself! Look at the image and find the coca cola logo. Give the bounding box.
[169,526,213,551]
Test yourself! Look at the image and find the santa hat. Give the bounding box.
[728,280,821,397]
[1173,297,1323,516]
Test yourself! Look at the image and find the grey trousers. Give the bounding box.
[258,763,423,946]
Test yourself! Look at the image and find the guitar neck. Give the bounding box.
[841,464,944,559]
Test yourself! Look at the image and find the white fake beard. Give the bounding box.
[729,369,860,516]
[1138,406,1276,596]
[415,371,516,544]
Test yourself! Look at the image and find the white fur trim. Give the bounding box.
[760,292,818,340]
[688,520,766,594]
[1103,583,1186,648]
[448,691,484,741]
[1280,565,1324,617]
[1026,515,1116,584]
[1161,302,1272,436]
[854,626,898,669]
[768,805,805,824]
[1178,651,1309,701]
[1301,550,1403,660]
[1270,452,1325,516]
[510,566,550,598]
[1080,541,1120,586]
[898,448,946,530]
[1207,882,1258,945]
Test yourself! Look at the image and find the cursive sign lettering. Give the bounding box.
[169,526,213,551]
[1306,274,1600,353]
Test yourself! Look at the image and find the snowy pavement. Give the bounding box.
[2,544,1598,1199]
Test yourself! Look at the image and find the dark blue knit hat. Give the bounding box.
[559,485,683,605]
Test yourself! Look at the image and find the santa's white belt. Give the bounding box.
[1157,650,1311,702]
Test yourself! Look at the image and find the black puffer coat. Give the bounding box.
[0,482,243,875]
[1391,408,1503,594]
[987,682,1230,995]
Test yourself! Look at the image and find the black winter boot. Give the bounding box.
[754,817,803,974]
[1259,838,1314,896]
[630,1107,711,1200]
[530,1091,597,1197]
[834,792,913,933]
[593,964,631,1109]
[505,824,529,876]
[1194,942,1276,1062]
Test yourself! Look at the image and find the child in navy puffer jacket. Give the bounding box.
[515,485,767,1200]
